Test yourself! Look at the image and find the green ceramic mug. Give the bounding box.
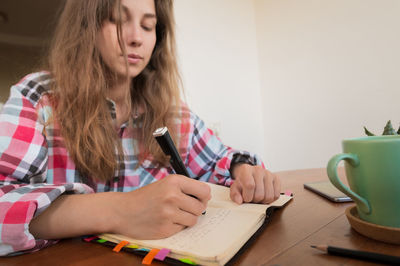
[327,135,400,228]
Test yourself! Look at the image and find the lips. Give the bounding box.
[128,53,143,59]
[126,53,143,64]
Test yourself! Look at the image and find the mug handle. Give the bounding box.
[327,153,371,214]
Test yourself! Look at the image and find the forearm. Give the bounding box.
[29,192,121,240]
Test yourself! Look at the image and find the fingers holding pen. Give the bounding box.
[157,174,210,216]
[116,174,210,239]
[179,175,212,205]
[162,175,210,216]
[163,175,210,227]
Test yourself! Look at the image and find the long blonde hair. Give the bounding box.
[47,0,181,181]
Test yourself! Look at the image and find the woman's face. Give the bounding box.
[97,0,157,79]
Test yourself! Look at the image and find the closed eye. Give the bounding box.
[142,24,155,31]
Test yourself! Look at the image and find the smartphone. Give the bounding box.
[304,181,352,202]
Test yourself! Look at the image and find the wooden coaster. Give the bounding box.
[345,205,400,245]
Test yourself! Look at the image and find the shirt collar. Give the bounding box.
[106,98,136,130]
[106,98,117,120]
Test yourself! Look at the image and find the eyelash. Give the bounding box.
[108,15,155,31]
[142,25,153,31]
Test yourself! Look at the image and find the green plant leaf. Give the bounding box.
[382,120,397,135]
[364,126,375,136]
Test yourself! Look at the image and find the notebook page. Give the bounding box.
[102,206,263,261]
[100,183,292,263]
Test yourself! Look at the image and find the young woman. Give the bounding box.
[0,0,280,256]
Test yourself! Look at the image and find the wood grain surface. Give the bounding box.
[1,168,399,266]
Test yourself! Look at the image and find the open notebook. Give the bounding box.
[97,183,292,265]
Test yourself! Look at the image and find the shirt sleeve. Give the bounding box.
[0,75,94,256]
[183,108,263,186]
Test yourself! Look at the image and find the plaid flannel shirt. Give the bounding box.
[0,72,262,256]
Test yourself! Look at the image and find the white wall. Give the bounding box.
[174,0,266,160]
[175,0,400,172]
[254,0,400,171]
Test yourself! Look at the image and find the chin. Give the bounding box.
[114,69,143,79]
[128,70,145,79]
[125,64,143,76]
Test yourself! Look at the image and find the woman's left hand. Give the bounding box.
[230,164,281,204]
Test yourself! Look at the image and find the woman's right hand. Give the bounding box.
[110,175,211,239]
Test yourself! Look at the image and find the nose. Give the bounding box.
[123,23,142,47]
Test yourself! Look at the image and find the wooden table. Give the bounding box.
[1,168,399,265]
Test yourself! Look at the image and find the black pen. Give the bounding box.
[153,127,190,177]
[153,127,206,214]
[311,244,400,265]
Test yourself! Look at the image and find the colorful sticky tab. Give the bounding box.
[154,248,171,261]
[179,258,197,265]
[136,248,150,252]
[126,244,139,249]
[97,239,107,243]
[83,236,98,242]
[285,190,293,196]
[142,249,160,265]
[112,240,129,252]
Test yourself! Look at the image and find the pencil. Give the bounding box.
[311,244,400,265]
